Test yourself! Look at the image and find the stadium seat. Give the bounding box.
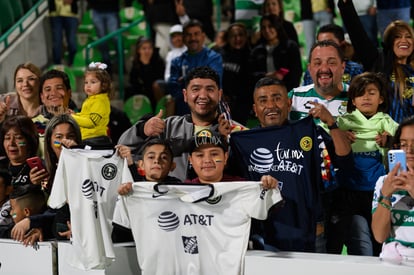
[71,51,87,77]
[119,6,145,27]
[71,48,103,77]
[76,32,92,49]
[294,21,306,48]
[283,0,300,22]
[155,95,174,118]
[78,10,96,38]
[0,0,15,33]
[119,7,148,52]
[123,95,153,124]
[154,95,167,118]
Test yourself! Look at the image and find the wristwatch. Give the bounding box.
[327,121,339,130]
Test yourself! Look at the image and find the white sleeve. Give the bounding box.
[48,149,69,209]
[179,14,190,25]
[122,158,133,183]
[246,183,283,220]
[372,175,385,211]
[164,53,172,81]
[112,159,134,228]
[112,195,131,229]
[215,181,283,220]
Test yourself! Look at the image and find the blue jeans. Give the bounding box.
[313,11,333,29]
[326,214,373,256]
[377,7,411,38]
[91,10,120,66]
[302,19,315,58]
[302,11,333,58]
[50,16,78,65]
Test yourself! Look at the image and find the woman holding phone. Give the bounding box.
[11,114,82,245]
[372,116,414,265]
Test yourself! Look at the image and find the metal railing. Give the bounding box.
[0,0,48,54]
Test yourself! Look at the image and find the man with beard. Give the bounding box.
[118,66,240,182]
[289,40,348,126]
[302,24,364,86]
[168,19,223,115]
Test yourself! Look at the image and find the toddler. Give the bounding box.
[72,62,112,146]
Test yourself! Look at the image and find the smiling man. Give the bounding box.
[118,66,241,182]
[302,24,364,86]
[253,78,291,128]
[168,19,223,115]
[289,40,348,125]
[39,69,74,119]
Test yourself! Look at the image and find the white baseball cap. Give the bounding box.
[170,24,183,35]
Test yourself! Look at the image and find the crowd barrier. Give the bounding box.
[0,239,56,275]
[245,250,413,274]
[0,239,412,274]
[57,242,139,275]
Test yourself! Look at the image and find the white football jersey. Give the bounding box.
[48,147,133,270]
[113,181,283,275]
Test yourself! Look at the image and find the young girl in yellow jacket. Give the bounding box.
[71,62,112,146]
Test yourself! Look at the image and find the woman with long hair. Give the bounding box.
[217,23,252,125]
[338,0,414,123]
[10,62,42,118]
[126,36,165,109]
[249,14,302,92]
[43,114,82,192]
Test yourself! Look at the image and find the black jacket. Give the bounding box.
[249,40,303,91]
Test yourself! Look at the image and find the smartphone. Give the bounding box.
[388,149,407,174]
[26,156,45,171]
[218,100,232,123]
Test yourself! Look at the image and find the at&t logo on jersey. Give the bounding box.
[82,179,106,198]
[249,148,273,173]
[158,211,180,232]
[248,140,309,175]
[82,179,107,218]
[158,211,214,231]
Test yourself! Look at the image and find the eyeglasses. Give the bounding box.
[399,143,414,152]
